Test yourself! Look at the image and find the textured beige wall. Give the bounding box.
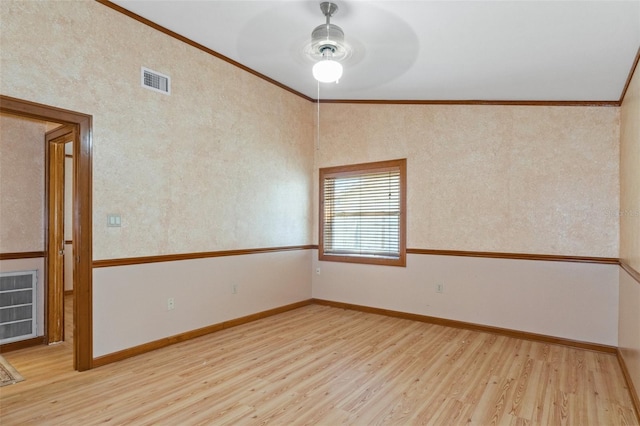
[315,104,619,257]
[0,0,314,260]
[1,0,619,260]
[0,113,45,252]
[619,60,640,406]
[620,62,640,271]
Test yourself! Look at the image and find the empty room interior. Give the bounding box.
[0,0,639,424]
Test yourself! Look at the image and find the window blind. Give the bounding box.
[323,168,401,259]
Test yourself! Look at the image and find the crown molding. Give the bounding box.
[620,260,640,285]
[620,46,640,104]
[315,99,620,106]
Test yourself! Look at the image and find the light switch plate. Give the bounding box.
[107,214,121,227]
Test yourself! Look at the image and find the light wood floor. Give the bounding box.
[1,297,638,425]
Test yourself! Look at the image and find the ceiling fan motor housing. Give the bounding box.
[312,23,344,55]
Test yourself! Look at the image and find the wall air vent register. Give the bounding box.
[0,270,37,344]
[141,67,171,95]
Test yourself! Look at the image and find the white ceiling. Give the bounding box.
[112,0,640,102]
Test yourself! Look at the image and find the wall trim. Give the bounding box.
[617,349,640,421]
[312,298,617,354]
[93,246,619,269]
[620,260,640,285]
[92,245,316,268]
[620,46,640,103]
[92,299,313,367]
[406,248,619,265]
[0,336,46,353]
[316,99,620,107]
[0,251,46,260]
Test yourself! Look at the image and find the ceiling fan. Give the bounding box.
[309,2,350,84]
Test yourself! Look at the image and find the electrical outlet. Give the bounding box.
[436,283,444,293]
[232,284,238,294]
[167,297,175,310]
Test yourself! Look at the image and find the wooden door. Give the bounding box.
[46,127,74,344]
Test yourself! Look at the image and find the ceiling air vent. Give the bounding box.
[141,67,170,95]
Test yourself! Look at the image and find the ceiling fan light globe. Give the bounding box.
[313,60,343,83]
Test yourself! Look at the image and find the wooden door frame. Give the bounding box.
[0,95,93,371]
[45,127,74,344]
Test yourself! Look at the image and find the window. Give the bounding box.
[319,159,406,266]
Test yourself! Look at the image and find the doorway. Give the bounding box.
[0,95,93,371]
[46,125,75,344]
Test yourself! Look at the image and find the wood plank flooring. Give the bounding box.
[0,297,637,425]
